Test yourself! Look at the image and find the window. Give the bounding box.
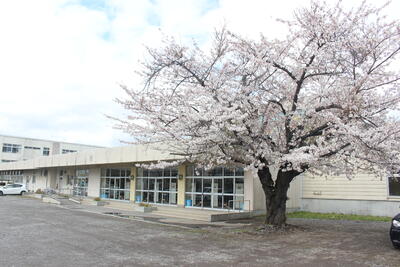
[1,160,16,163]
[24,146,40,150]
[43,147,50,156]
[185,166,245,210]
[2,144,21,153]
[40,169,48,176]
[62,149,77,154]
[135,167,178,205]
[74,169,89,197]
[100,168,131,201]
[389,176,400,196]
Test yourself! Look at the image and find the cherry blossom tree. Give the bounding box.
[116,1,400,226]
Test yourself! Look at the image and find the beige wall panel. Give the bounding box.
[302,172,387,201]
[287,176,301,209]
[177,165,186,206]
[130,167,137,202]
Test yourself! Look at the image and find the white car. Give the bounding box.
[0,183,27,196]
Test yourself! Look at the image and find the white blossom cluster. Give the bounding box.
[115,1,400,178]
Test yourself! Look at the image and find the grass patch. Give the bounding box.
[287,211,392,222]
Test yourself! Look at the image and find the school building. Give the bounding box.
[0,142,399,217]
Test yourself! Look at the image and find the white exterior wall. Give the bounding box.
[87,168,101,198]
[23,169,49,192]
[0,134,102,163]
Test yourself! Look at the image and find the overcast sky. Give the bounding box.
[0,0,398,147]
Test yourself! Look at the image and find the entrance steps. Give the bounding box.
[80,199,252,222]
[151,207,218,221]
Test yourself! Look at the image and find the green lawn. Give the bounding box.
[287,211,392,222]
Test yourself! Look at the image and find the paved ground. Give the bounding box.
[0,196,398,267]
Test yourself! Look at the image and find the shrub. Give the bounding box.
[94,197,101,201]
[35,189,43,194]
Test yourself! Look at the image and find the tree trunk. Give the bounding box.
[258,167,299,227]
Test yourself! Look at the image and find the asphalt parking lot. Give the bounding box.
[0,196,398,267]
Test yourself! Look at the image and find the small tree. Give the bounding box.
[116,1,400,226]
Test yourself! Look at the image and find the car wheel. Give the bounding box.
[0,191,3,196]
[393,243,400,249]
[20,191,26,196]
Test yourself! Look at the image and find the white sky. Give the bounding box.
[0,0,398,147]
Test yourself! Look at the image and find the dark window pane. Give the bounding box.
[213,178,223,193]
[163,168,170,177]
[203,179,212,193]
[171,168,178,177]
[194,178,202,192]
[148,192,154,202]
[110,169,120,177]
[163,178,170,191]
[224,178,234,194]
[150,169,162,177]
[210,167,223,176]
[194,194,202,207]
[156,179,163,191]
[235,168,244,176]
[224,167,235,176]
[223,195,233,209]
[149,179,155,190]
[203,195,211,208]
[156,192,162,203]
[162,193,169,204]
[389,177,400,196]
[143,179,148,190]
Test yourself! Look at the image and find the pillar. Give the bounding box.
[177,165,186,207]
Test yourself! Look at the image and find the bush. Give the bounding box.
[93,197,101,201]
[35,189,43,194]
[138,202,151,207]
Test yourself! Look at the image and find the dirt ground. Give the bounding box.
[211,216,400,267]
[0,196,398,267]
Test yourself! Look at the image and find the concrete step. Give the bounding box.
[151,210,210,221]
